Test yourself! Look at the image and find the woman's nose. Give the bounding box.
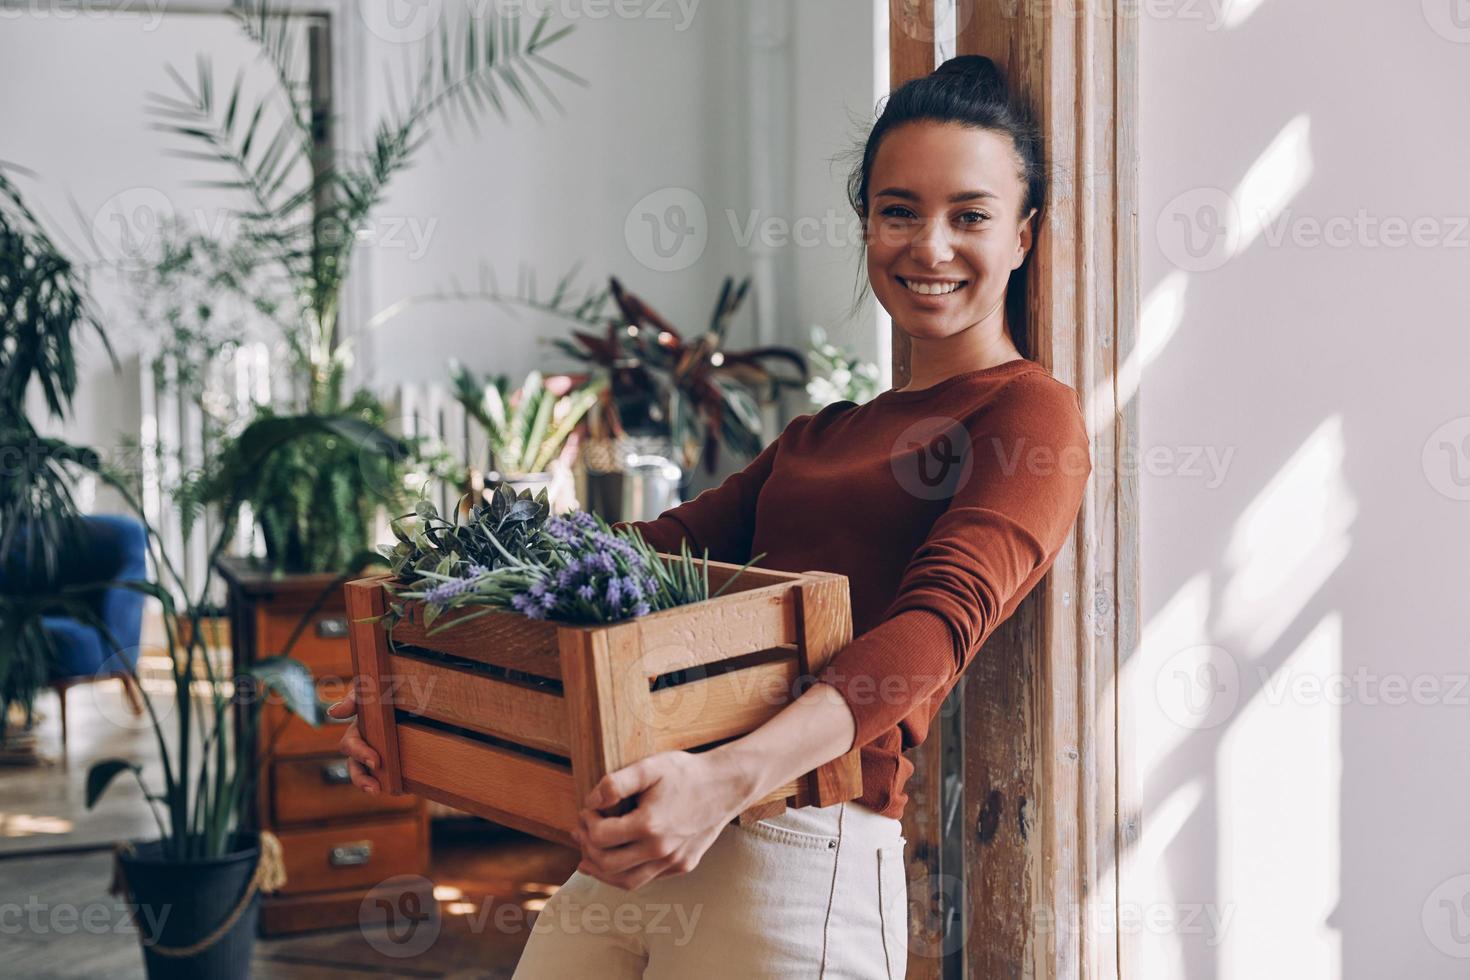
[908,219,956,265]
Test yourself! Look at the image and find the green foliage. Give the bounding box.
[179,401,410,574]
[805,325,879,407]
[450,364,605,476]
[381,481,556,583]
[377,494,765,634]
[147,0,584,573]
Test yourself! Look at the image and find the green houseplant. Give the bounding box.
[0,162,121,741]
[155,0,583,573]
[450,362,605,493]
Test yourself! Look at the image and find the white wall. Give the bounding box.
[1138,1,1470,976]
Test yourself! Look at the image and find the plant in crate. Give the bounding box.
[344,483,865,844]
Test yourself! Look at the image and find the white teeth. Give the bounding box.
[900,278,966,296]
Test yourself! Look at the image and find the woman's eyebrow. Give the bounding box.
[874,187,999,202]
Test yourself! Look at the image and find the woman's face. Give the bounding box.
[863,121,1036,342]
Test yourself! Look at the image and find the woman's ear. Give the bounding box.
[1012,207,1038,270]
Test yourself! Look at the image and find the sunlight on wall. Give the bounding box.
[1219,612,1344,978]
[1109,115,1313,426]
[1217,414,1356,653]
[1135,571,1214,775]
[1137,778,1207,979]
[1233,114,1313,256]
[1220,0,1270,30]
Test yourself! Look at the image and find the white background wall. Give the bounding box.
[1138,1,1470,977]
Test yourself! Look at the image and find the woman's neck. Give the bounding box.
[897,329,1024,393]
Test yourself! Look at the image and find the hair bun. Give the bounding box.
[932,55,1006,94]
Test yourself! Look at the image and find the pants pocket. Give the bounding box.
[877,841,909,980]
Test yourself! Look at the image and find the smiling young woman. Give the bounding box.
[334,54,1092,980]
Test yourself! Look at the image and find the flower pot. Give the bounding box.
[118,832,261,979]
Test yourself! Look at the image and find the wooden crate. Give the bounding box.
[344,559,864,847]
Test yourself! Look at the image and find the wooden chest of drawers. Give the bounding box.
[219,559,430,936]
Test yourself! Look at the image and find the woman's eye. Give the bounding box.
[959,211,991,225]
[880,206,915,220]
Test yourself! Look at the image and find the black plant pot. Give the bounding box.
[118,833,261,980]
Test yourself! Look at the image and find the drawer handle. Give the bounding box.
[315,616,350,639]
[329,841,373,866]
[321,760,352,785]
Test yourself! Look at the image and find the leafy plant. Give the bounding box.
[378,491,766,634]
[806,325,879,407]
[380,481,557,582]
[149,0,585,572]
[554,276,809,474]
[0,162,123,729]
[450,364,605,477]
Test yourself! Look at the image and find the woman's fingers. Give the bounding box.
[337,721,382,786]
[348,758,380,794]
[325,684,358,720]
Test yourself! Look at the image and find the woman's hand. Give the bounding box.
[326,682,387,795]
[571,749,754,892]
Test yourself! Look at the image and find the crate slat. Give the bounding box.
[388,652,568,756]
[647,653,800,752]
[397,721,576,839]
[389,609,562,680]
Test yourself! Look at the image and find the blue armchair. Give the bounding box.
[3,515,149,754]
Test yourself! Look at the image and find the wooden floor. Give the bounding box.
[0,683,579,978]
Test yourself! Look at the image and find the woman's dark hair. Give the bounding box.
[844,55,1047,356]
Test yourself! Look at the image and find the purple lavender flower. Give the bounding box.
[631,600,651,617]
[620,576,643,600]
[605,578,623,605]
[424,575,478,605]
[572,511,598,529]
[538,590,557,611]
[556,567,577,590]
[576,583,595,601]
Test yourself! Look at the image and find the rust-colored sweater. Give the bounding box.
[614,358,1091,820]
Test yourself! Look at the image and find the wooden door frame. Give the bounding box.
[887,2,1139,978]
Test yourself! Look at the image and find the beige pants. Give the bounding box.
[511,800,909,979]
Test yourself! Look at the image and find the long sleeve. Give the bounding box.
[611,415,804,564]
[814,375,1092,753]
